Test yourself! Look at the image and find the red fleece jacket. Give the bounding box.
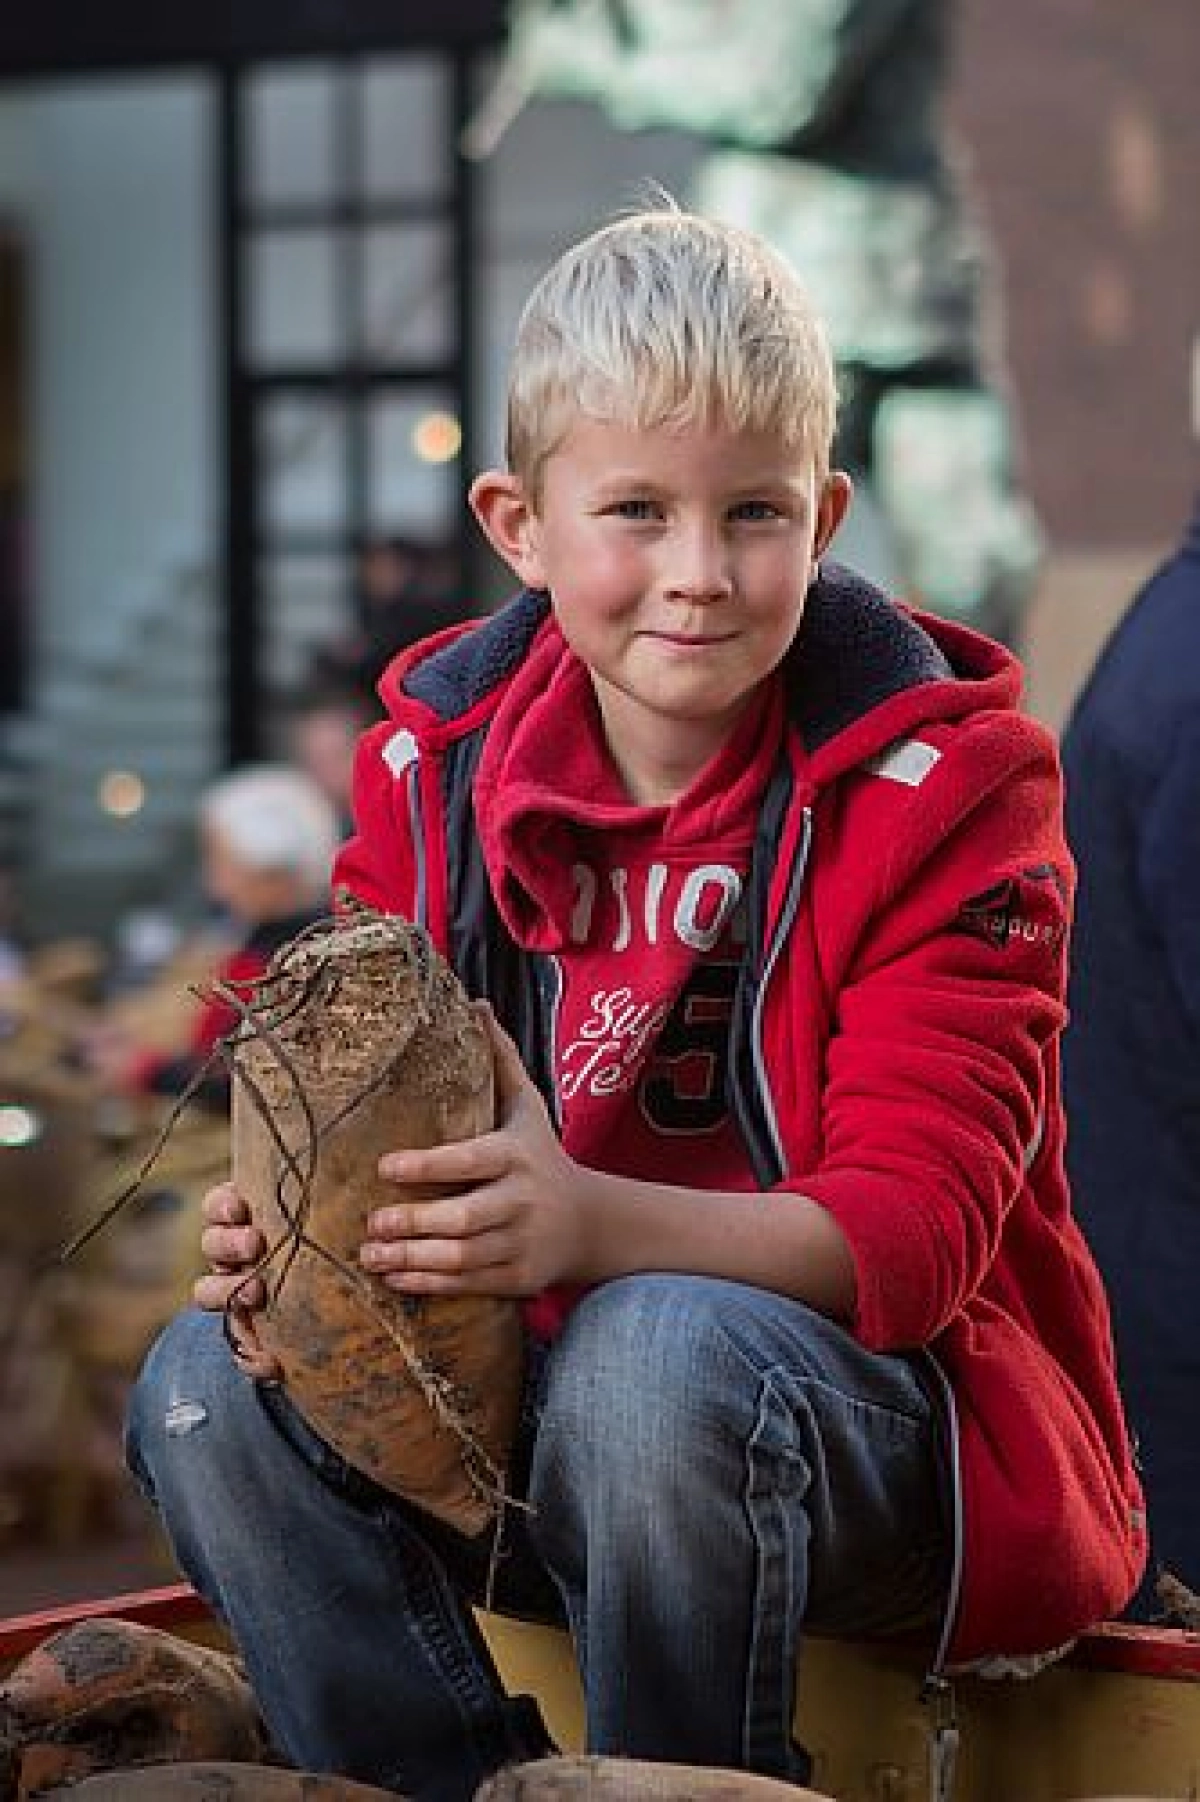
[333,592,1145,1665]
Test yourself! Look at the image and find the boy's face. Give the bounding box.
[472,415,850,800]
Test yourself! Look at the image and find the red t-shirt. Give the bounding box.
[472,649,785,1336]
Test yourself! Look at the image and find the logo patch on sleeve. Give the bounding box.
[952,866,1067,951]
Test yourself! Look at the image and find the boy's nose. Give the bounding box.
[665,524,734,601]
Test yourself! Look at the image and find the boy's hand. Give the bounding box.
[194,1180,283,1381]
[361,1003,592,1297]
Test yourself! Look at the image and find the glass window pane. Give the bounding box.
[368,390,460,540]
[259,549,354,696]
[259,395,348,539]
[362,223,453,364]
[244,67,337,206]
[247,228,345,366]
[363,57,448,202]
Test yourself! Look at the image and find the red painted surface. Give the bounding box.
[0,1582,208,1666]
[1070,1618,1200,1681]
[4,1583,1200,1685]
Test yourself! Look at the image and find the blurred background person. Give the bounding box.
[2,767,335,1558]
[1061,365,1200,1618]
[310,533,466,699]
[281,675,382,842]
[80,763,339,1114]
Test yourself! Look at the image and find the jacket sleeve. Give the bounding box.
[330,719,426,920]
[797,715,1074,1351]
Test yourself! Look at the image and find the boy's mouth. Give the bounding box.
[646,629,736,648]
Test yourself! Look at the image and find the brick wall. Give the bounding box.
[950,0,1199,552]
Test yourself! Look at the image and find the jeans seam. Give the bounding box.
[389,1531,517,1778]
[741,1364,810,1781]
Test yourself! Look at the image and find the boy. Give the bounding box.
[126,203,1144,1798]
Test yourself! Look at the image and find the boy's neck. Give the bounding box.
[593,678,767,808]
[609,748,694,809]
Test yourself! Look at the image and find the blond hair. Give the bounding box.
[506,201,838,499]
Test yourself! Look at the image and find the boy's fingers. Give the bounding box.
[193,1269,267,1312]
[200,1222,264,1268]
[365,1189,509,1249]
[226,1305,283,1382]
[201,1180,250,1226]
[378,1134,503,1190]
[369,1224,514,1280]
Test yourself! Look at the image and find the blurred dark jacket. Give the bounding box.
[1061,495,1200,1612]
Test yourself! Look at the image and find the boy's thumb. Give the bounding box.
[473,998,528,1100]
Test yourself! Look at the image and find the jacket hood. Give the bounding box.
[378,563,1024,787]
[375,566,1026,956]
[782,562,1023,784]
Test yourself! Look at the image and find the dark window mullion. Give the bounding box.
[451,48,478,595]
[248,363,460,391]
[234,197,452,231]
[336,58,370,571]
[221,64,258,765]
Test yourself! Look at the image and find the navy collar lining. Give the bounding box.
[402,565,952,751]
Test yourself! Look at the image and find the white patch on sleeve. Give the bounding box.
[381,728,419,776]
[865,738,942,787]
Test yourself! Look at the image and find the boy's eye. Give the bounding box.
[609,499,659,520]
[729,500,781,522]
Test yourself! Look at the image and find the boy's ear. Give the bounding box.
[814,470,854,557]
[469,469,547,589]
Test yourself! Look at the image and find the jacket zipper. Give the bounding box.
[917,1351,966,1684]
[388,730,429,929]
[751,802,966,1704]
[537,952,565,1131]
[407,762,428,927]
[750,804,813,1178]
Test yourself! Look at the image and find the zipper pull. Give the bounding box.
[921,1673,959,1802]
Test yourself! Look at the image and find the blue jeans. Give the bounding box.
[126,1275,950,1799]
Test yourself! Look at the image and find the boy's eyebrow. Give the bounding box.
[589,468,812,494]
[725,472,813,496]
